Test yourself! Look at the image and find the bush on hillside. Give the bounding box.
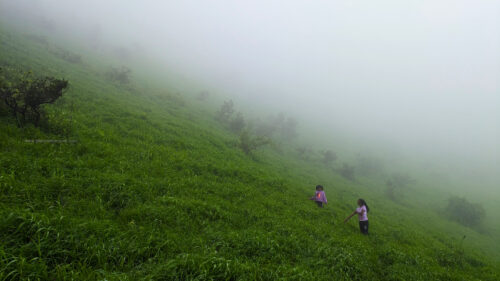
[216,100,234,122]
[238,130,271,155]
[445,196,485,228]
[51,47,82,64]
[339,163,355,181]
[322,150,337,165]
[0,68,68,127]
[229,112,246,133]
[385,173,416,201]
[356,154,385,176]
[296,146,312,160]
[255,113,298,140]
[105,66,131,84]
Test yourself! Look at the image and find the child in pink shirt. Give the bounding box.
[310,185,327,208]
[344,199,369,234]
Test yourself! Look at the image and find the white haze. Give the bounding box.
[1,0,499,188]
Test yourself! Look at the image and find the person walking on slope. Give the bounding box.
[344,199,369,234]
[310,185,327,208]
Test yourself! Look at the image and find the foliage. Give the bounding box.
[339,163,355,181]
[0,68,68,127]
[385,173,416,201]
[296,146,312,160]
[238,130,271,155]
[105,66,132,84]
[356,154,384,176]
[215,99,234,122]
[322,150,337,165]
[255,113,298,140]
[445,196,486,228]
[229,112,246,134]
[51,47,82,64]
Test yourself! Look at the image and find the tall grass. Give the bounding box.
[0,24,499,280]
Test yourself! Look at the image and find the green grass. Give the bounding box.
[1,24,499,280]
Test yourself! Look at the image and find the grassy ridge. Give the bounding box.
[1,25,499,280]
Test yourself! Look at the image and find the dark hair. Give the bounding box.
[358,198,369,212]
[316,185,323,191]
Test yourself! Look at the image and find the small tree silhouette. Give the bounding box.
[229,112,246,133]
[0,69,68,127]
[216,100,234,122]
[238,130,271,155]
[385,173,416,201]
[105,66,131,84]
[339,163,355,181]
[446,196,485,228]
[322,150,337,165]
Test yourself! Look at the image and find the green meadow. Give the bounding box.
[1,24,499,280]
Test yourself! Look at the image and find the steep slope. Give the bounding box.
[0,25,499,280]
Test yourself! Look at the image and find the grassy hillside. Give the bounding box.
[1,25,499,281]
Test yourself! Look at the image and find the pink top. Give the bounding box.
[356,205,368,221]
[315,191,327,203]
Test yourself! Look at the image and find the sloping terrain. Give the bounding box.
[0,25,499,280]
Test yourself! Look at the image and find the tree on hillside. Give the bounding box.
[0,68,68,127]
[339,163,355,181]
[229,112,246,133]
[445,196,485,228]
[254,120,275,138]
[105,66,131,84]
[322,150,338,166]
[216,100,234,122]
[296,146,312,160]
[385,173,416,201]
[356,154,385,176]
[254,112,298,140]
[238,130,271,155]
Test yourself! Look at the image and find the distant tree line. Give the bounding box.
[215,100,301,155]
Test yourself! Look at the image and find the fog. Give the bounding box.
[1,0,499,189]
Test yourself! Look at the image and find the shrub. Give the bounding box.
[256,113,298,140]
[356,154,384,176]
[0,68,68,127]
[105,66,131,84]
[238,130,271,155]
[229,112,246,133]
[215,100,234,122]
[445,196,485,228]
[385,173,415,201]
[322,150,337,165]
[296,146,312,160]
[339,163,355,181]
[52,47,82,64]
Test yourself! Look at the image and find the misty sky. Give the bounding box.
[1,0,499,175]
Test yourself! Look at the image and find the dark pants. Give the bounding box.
[359,220,369,234]
[316,201,323,208]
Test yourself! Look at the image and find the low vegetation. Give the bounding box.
[446,196,486,229]
[0,26,499,280]
[105,66,132,84]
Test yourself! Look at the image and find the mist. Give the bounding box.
[1,0,499,189]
